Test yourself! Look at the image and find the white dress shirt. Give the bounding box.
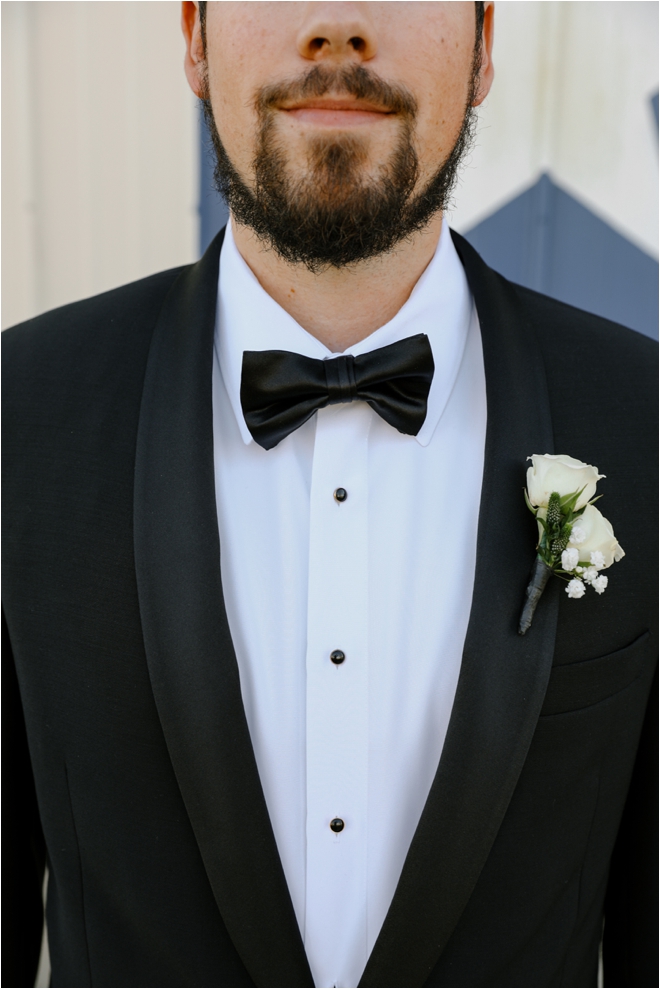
[212,220,487,989]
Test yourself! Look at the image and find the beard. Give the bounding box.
[201,62,479,271]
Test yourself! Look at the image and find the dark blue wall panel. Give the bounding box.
[463,174,658,340]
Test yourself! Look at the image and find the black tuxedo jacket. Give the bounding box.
[3,230,657,988]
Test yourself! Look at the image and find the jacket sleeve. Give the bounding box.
[2,608,47,988]
[602,664,658,988]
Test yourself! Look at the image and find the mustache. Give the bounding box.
[255,63,418,119]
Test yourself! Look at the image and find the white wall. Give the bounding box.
[2,1,198,330]
[450,1,659,259]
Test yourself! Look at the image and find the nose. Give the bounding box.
[297,2,377,62]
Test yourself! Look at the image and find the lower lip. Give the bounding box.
[284,107,391,127]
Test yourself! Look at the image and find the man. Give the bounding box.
[3,2,656,987]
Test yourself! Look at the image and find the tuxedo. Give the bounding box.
[3,229,657,988]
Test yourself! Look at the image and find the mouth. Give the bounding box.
[280,98,395,128]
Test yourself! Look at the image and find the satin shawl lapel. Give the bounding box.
[359,232,560,987]
[133,231,314,988]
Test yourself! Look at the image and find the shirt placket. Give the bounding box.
[304,401,371,989]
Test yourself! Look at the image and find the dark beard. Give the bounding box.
[202,62,478,271]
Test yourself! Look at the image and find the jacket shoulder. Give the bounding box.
[509,278,657,375]
[505,281,658,433]
[2,265,189,424]
[2,264,188,367]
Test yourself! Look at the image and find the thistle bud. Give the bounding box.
[546,492,562,531]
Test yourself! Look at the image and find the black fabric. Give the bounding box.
[540,631,651,717]
[240,333,435,449]
[133,239,312,988]
[2,610,45,988]
[2,228,657,988]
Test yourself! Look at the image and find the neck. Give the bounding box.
[231,214,444,353]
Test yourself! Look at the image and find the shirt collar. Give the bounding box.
[215,219,473,448]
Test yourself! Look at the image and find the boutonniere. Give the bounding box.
[519,454,625,635]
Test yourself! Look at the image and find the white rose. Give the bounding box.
[575,504,625,569]
[526,454,604,509]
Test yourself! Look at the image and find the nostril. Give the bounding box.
[309,37,326,52]
[349,36,366,53]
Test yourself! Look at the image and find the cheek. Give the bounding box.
[391,11,475,166]
[415,50,475,168]
[205,16,278,171]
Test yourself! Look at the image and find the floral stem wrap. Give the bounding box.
[519,557,552,635]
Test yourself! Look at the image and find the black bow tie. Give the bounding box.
[240,333,435,451]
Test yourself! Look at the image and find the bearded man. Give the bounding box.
[2,3,657,987]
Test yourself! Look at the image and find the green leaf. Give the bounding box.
[538,547,554,568]
[558,486,587,515]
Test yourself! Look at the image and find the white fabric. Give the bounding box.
[212,220,487,989]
